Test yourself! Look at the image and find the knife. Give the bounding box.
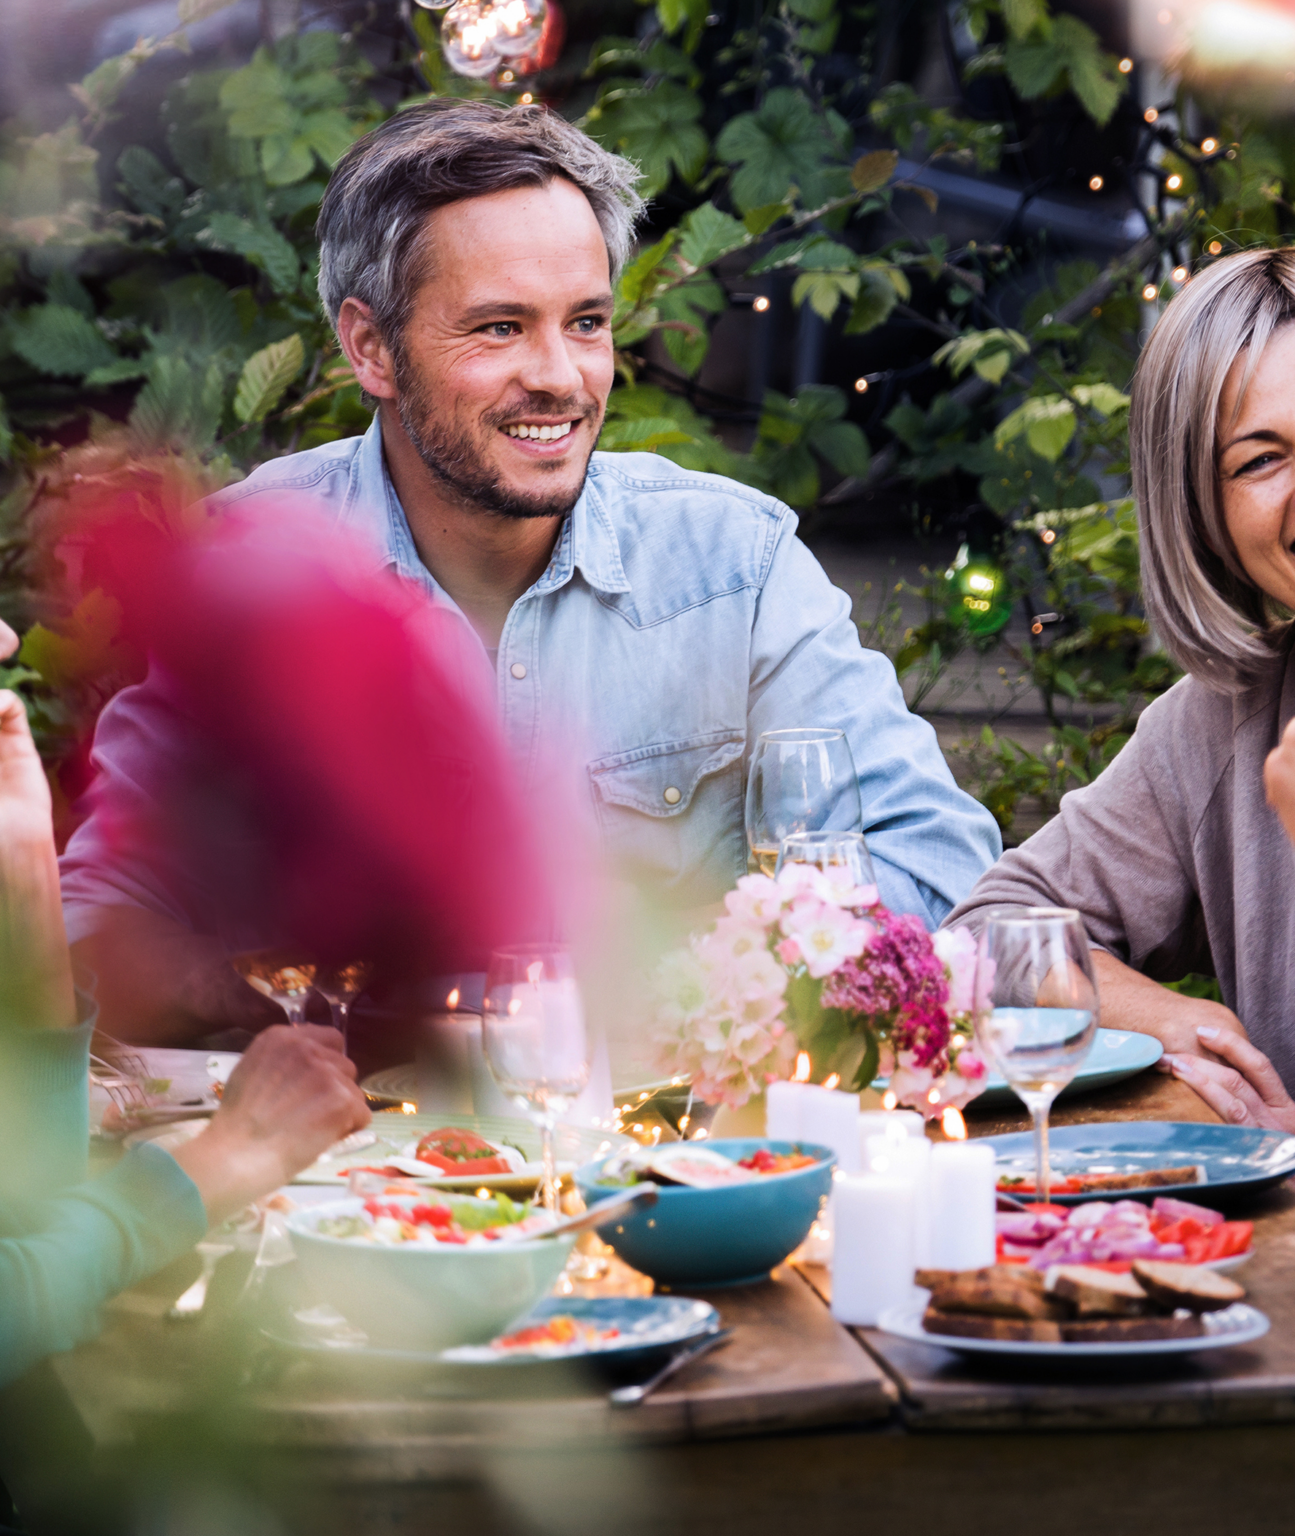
[609,1327,734,1407]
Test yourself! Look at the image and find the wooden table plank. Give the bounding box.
[847,1068,1295,1429]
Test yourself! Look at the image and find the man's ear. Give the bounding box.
[336,298,398,400]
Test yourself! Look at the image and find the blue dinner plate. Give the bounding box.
[984,1120,1295,1207]
[263,1293,720,1367]
[873,1029,1162,1108]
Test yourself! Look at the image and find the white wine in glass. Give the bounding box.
[315,961,374,1049]
[746,728,862,875]
[231,950,317,1025]
[482,947,589,1215]
[775,829,877,890]
[973,908,1098,1204]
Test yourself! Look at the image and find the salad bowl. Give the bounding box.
[286,1194,574,1351]
[574,1138,835,1287]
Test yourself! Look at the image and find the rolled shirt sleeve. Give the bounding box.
[749,526,1002,927]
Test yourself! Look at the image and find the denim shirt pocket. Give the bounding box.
[588,728,746,901]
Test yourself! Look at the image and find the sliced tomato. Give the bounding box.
[415,1127,512,1176]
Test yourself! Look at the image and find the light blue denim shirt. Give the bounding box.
[59,418,1000,937]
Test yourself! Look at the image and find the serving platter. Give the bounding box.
[262,1295,721,1367]
[984,1121,1295,1207]
[292,1110,632,1194]
[877,1297,1270,1358]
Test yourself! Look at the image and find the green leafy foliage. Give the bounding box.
[234,333,305,424]
[714,89,849,212]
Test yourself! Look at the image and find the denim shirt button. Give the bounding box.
[663,786,682,805]
[510,663,527,680]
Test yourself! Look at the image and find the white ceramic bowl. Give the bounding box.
[285,1196,575,1351]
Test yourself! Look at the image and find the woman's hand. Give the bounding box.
[170,1026,370,1223]
[1166,1025,1295,1132]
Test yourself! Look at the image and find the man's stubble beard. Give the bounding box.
[393,356,599,522]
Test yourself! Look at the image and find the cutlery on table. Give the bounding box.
[166,1240,236,1321]
[609,1327,735,1407]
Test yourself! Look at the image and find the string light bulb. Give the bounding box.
[1144,107,1159,123]
[1208,240,1223,255]
[1165,172,1183,191]
[854,377,869,393]
[1142,282,1159,301]
[1201,137,1218,153]
[487,0,547,57]
[1088,175,1104,191]
[1118,56,1133,73]
[1171,264,1188,283]
[440,1,501,75]
[752,295,771,312]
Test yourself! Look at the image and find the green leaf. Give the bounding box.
[178,0,237,19]
[742,201,791,237]
[1004,14,1125,127]
[587,82,707,197]
[259,134,315,187]
[656,0,709,50]
[116,145,186,220]
[1071,382,1130,416]
[8,304,114,377]
[842,268,899,334]
[220,52,297,140]
[657,274,725,375]
[676,202,750,270]
[129,353,226,452]
[995,396,1077,462]
[1002,0,1047,38]
[0,399,12,463]
[233,332,305,424]
[791,268,859,320]
[617,231,678,308]
[850,149,898,194]
[598,415,694,451]
[84,357,150,388]
[200,212,300,295]
[715,88,839,213]
[932,327,1029,382]
[808,420,870,477]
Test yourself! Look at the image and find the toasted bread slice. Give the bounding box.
[1061,1313,1203,1343]
[1046,1265,1151,1317]
[1072,1166,1204,1193]
[1131,1260,1245,1313]
[920,1263,1045,1293]
[915,1269,960,1291]
[933,1271,1075,1320]
[922,1306,1062,1343]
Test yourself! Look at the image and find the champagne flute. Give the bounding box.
[315,961,374,1049]
[776,829,876,892]
[482,947,589,1216]
[745,728,862,876]
[972,908,1099,1204]
[231,949,317,1025]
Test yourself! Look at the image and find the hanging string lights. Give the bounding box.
[416,0,549,80]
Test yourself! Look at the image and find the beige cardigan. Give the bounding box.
[945,642,1295,1088]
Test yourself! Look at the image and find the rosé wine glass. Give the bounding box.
[745,728,862,876]
[775,829,876,890]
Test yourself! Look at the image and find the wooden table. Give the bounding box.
[8,1070,1295,1536]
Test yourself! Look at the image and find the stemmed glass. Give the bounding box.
[745,728,862,876]
[972,908,1099,1204]
[231,950,317,1025]
[315,962,373,1049]
[482,946,590,1216]
[776,829,876,890]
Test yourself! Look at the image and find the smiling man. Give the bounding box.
[59,101,1000,1045]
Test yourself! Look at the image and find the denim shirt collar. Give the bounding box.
[341,417,631,599]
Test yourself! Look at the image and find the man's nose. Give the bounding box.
[515,323,584,399]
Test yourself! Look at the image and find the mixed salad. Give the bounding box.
[316,1192,553,1247]
[996,1195,1253,1271]
[595,1142,821,1190]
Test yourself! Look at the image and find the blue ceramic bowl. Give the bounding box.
[574,1138,835,1287]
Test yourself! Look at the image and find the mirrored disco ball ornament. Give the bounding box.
[414,0,453,9]
[440,2,502,76]
[487,0,547,55]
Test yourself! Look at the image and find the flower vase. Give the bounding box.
[708,1096,768,1139]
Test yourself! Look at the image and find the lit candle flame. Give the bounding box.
[446,987,460,1010]
[793,1052,811,1082]
[526,960,544,985]
[821,1072,841,1091]
[941,1106,968,1139]
[882,1090,898,1110]
[401,1101,417,1115]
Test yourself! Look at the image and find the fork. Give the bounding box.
[166,1240,236,1321]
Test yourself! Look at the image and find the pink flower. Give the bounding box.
[725,873,785,925]
[780,896,872,978]
[821,908,948,1017]
[777,936,802,966]
[933,925,978,1017]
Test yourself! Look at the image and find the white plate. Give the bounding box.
[877,1296,1270,1358]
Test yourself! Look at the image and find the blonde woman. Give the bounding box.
[948,248,1295,1130]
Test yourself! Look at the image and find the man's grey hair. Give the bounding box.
[1130,247,1295,691]
[316,100,643,351]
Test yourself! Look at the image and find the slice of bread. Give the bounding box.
[1072,1165,1204,1193]
[922,1306,1062,1343]
[1045,1265,1151,1317]
[1060,1313,1203,1343]
[929,1268,1066,1321]
[1131,1260,1245,1313]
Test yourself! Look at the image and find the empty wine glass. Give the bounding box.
[231,950,317,1026]
[745,728,862,876]
[776,829,876,894]
[973,908,1099,1204]
[315,961,374,1050]
[482,947,589,1215]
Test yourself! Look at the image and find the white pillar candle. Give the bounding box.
[928,1141,996,1271]
[799,1084,862,1173]
[566,1032,614,1129]
[858,1109,924,1147]
[830,1172,915,1326]
[765,1079,810,1142]
[864,1132,933,1266]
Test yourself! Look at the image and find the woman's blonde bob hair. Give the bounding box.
[1131,246,1295,690]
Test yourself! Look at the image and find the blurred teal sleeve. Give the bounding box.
[0,1010,208,1386]
[0,1142,207,1386]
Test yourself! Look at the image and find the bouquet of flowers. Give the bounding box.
[652,864,987,1116]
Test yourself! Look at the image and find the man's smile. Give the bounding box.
[502,420,575,441]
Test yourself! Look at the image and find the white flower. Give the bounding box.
[653,947,712,1027]
[724,873,785,925]
[933,925,978,1016]
[779,895,871,979]
[721,947,788,1025]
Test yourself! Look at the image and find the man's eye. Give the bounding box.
[572,316,606,334]
[484,322,518,338]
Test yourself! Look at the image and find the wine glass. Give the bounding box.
[972,908,1099,1205]
[482,947,589,1216]
[231,949,317,1025]
[745,728,862,876]
[315,961,374,1049]
[775,830,876,892]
